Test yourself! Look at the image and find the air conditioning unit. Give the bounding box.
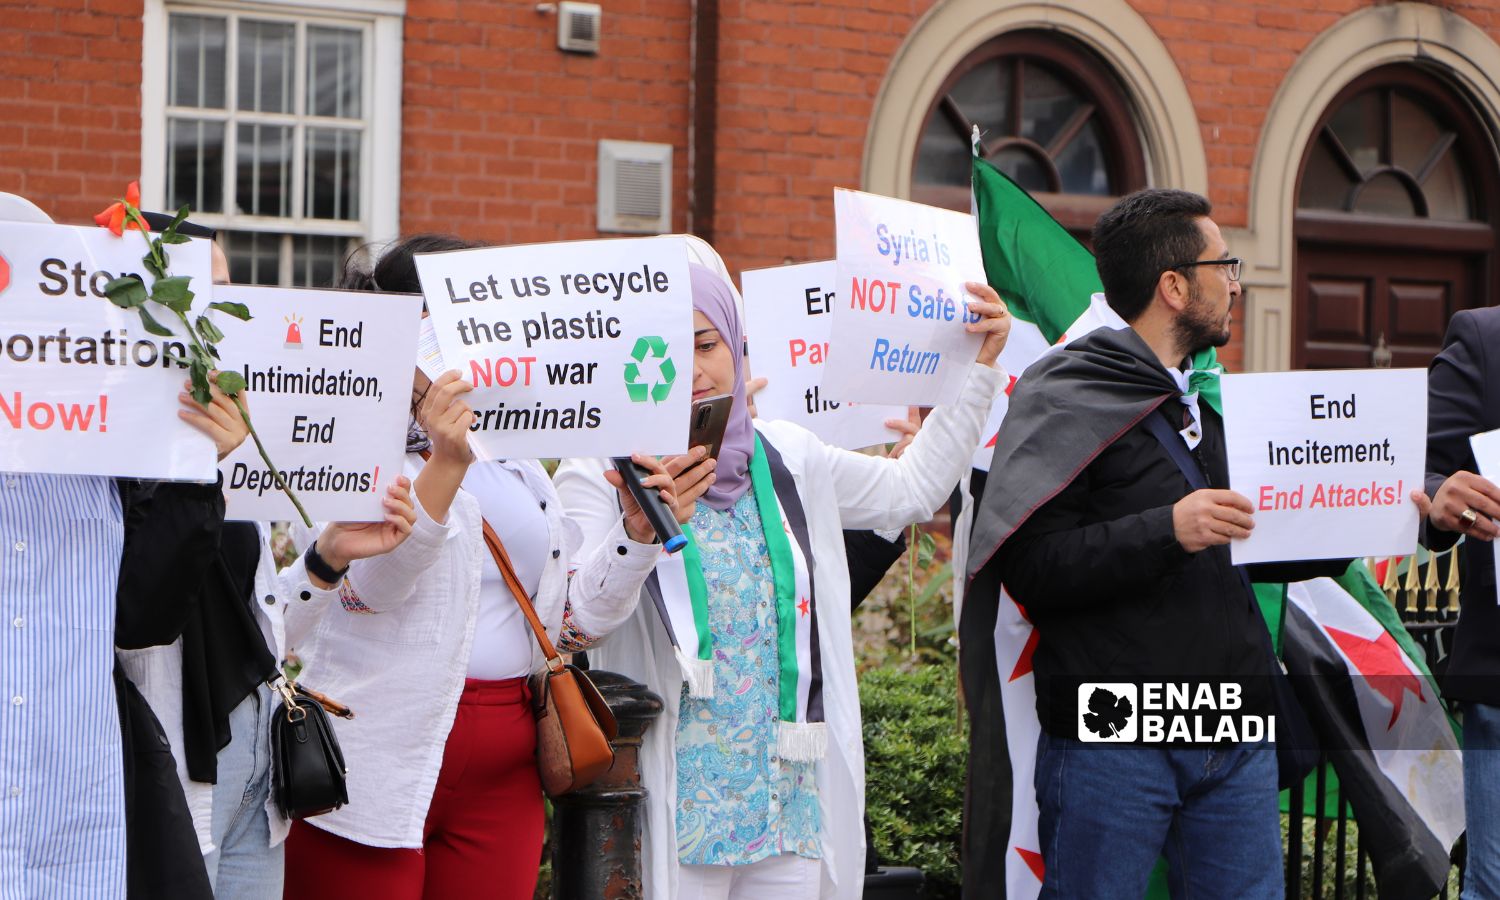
[558,2,601,54]
[598,140,671,234]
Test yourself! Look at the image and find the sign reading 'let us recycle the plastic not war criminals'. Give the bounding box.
[414,237,694,460]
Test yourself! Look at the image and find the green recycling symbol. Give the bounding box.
[624,335,676,404]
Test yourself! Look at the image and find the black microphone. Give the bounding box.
[611,457,687,553]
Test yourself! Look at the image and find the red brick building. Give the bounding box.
[5,0,1500,372]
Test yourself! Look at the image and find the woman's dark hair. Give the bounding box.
[337,233,484,295]
[341,234,486,451]
[1091,188,1211,323]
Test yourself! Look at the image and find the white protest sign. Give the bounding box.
[1222,369,1425,564]
[214,286,424,521]
[0,221,217,479]
[824,188,985,406]
[413,237,693,459]
[1467,427,1500,606]
[741,261,902,450]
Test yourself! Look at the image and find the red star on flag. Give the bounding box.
[1325,626,1426,729]
[1015,847,1045,882]
[1008,601,1038,682]
[797,597,809,617]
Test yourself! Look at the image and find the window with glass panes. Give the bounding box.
[910,31,1146,239]
[165,7,368,287]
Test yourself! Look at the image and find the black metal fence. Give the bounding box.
[1283,556,1464,899]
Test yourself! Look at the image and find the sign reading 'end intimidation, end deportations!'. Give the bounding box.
[1221,368,1426,565]
[413,236,693,460]
[823,188,986,407]
[213,285,424,522]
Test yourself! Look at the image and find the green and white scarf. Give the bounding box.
[645,434,826,762]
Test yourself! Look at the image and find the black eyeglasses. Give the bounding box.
[1169,257,1242,281]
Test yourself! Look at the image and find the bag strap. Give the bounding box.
[417,449,565,673]
[1140,405,1259,599]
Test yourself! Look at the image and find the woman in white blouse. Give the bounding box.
[280,235,714,900]
[556,261,1011,900]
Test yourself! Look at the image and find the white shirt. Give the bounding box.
[461,462,548,680]
[555,361,1006,900]
[0,474,126,899]
[283,454,660,849]
[1166,366,1204,450]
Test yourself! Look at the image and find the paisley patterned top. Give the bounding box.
[674,491,822,866]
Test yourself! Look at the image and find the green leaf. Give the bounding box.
[151,275,195,312]
[216,371,247,395]
[189,361,212,404]
[161,232,192,245]
[916,529,937,569]
[136,306,175,337]
[168,203,190,234]
[103,276,148,309]
[206,343,221,360]
[207,301,252,321]
[142,255,164,281]
[194,315,224,344]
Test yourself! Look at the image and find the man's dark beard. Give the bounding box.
[1172,276,1231,354]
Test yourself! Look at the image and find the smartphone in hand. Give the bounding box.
[688,393,735,460]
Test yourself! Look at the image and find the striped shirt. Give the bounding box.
[0,474,126,900]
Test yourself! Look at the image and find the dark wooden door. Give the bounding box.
[1295,231,1481,369]
[1291,66,1498,370]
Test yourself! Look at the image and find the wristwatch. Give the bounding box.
[304,540,350,584]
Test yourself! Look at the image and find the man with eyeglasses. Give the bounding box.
[968,188,1355,898]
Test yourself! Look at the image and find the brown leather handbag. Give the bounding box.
[479,518,619,797]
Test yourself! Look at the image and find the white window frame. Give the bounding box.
[141,0,403,280]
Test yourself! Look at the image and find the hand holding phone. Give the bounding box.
[688,393,734,460]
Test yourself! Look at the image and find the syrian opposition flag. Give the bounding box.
[1281,568,1464,898]
[955,147,1463,900]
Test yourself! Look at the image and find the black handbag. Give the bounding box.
[269,679,351,820]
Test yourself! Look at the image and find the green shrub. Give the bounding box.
[861,664,967,899]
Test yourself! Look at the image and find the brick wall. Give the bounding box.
[707,0,1500,371]
[0,0,144,226]
[397,0,694,245]
[4,0,1500,369]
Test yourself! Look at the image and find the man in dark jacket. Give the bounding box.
[1423,306,1500,897]
[965,189,1363,899]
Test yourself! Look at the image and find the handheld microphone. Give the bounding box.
[611,457,688,553]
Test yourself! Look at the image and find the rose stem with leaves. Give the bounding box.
[102,202,312,527]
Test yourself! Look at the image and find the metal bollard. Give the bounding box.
[551,671,664,900]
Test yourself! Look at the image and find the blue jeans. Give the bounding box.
[204,685,283,900]
[1034,732,1282,900]
[1463,702,1500,899]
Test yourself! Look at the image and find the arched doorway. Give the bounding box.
[908,31,1147,236]
[1294,65,1500,368]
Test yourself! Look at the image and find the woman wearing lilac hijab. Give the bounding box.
[556,260,1011,900]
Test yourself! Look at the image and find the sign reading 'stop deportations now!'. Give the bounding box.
[213,285,424,522]
[823,188,986,407]
[413,237,693,460]
[1222,368,1426,565]
[0,221,218,480]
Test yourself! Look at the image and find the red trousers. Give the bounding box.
[284,678,544,900]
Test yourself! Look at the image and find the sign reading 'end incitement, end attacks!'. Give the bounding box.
[1222,368,1426,564]
[413,236,693,460]
[823,188,986,407]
